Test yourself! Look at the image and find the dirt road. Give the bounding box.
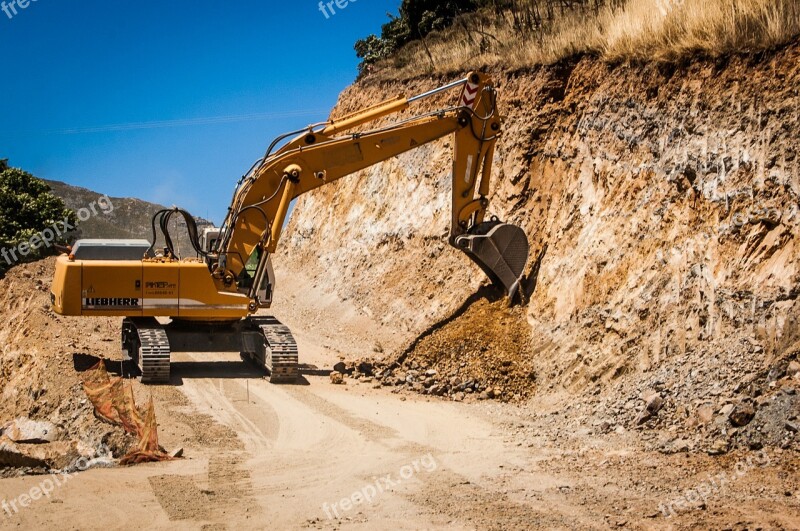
[0,266,800,530]
[0,337,549,530]
[0,269,797,530]
[2,320,798,530]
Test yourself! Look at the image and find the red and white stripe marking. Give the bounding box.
[461,81,479,108]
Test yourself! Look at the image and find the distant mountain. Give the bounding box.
[45,180,215,259]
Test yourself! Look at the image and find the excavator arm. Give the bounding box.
[213,72,529,303]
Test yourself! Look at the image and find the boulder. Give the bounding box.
[0,436,81,469]
[645,395,664,415]
[2,418,58,444]
[729,402,756,427]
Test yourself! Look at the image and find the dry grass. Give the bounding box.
[369,0,800,81]
[598,0,800,61]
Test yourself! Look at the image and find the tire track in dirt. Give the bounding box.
[199,363,580,528]
[144,382,263,527]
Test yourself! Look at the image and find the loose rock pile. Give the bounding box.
[551,338,800,455]
[336,297,536,402]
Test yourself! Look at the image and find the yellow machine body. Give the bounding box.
[52,255,250,321]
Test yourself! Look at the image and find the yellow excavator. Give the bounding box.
[50,72,529,383]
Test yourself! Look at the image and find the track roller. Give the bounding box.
[243,316,299,383]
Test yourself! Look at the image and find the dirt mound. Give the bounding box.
[398,294,536,400]
[339,292,536,402]
[0,259,135,476]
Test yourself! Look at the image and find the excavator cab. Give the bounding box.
[200,227,221,255]
[237,247,275,307]
[202,226,276,307]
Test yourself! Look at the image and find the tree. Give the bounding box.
[0,161,76,270]
[354,34,391,75]
[400,0,477,38]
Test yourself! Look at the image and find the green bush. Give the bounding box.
[0,159,76,272]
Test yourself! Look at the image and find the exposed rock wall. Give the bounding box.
[280,42,800,398]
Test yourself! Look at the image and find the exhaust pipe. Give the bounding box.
[454,220,530,301]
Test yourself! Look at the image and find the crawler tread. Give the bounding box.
[248,316,299,383]
[123,317,171,384]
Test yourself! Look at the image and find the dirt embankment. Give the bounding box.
[281,42,800,452]
[0,259,133,475]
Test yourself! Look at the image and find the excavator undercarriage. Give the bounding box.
[122,316,298,383]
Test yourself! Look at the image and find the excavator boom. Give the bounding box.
[214,72,528,301]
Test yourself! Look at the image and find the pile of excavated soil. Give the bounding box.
[398,295,536,401]
[342,293,537,402]
[0,259,135,476]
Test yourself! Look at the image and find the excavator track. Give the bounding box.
[122,317,171,384]
[247,316,298,383]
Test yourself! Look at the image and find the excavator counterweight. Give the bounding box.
[50,72,530,384]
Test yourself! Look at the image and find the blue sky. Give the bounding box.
[0,0,400,223]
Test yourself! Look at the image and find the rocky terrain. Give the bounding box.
[0,259,137,477]
[0,257,798,529]
[0,35,798,531]
[284,41,800,457]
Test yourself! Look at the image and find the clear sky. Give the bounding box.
[0,0,400,223]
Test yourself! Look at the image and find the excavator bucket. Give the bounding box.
[454,221,530,301]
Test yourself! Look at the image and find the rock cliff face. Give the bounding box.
[280,43,800,407]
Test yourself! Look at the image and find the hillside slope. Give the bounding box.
[45,180,213,258]
[280,43,800,449]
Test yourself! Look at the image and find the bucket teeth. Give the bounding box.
[455,222,529,300]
